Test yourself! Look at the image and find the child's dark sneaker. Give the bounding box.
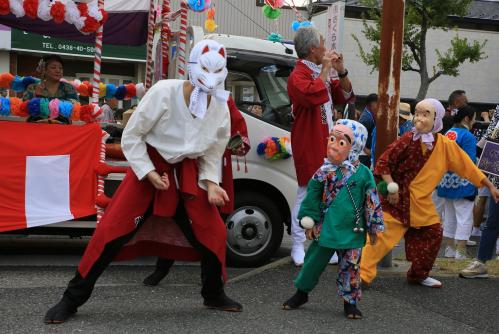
[344,301,363,319]
[283,290,309,310]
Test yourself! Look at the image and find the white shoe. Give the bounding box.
[455,249,470,260]
[291,245,305,267]
[444,246,456,258]
[328,252,338,265]
[466,240,477,246]
[471,227,482,237]
[460,260,488,278]
[419,277,442,288]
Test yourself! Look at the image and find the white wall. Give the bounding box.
[314,12,499,103]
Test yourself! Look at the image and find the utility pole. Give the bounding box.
[375,0,406,267]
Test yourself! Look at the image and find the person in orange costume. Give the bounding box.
[360,98,499,288]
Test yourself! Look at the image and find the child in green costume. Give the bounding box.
[283,119,384,319]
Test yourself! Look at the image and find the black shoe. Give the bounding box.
[143,270,169,286]
[344,301,363,319]
[282,290,308,310]
[44,299,78,324]
[203,293,243,312]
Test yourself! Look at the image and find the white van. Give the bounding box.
[10,29,299,267]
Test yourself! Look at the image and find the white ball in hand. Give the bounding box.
[387,182,399,194]
[300,216,315,229]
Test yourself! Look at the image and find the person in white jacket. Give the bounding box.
[44,40,243,324]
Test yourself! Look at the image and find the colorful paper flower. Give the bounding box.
[23,0,39,19]
[263,5,281,20]
[9,97,22,117]
[0,0,9,16]
[188,0,205,12]
[0,72,14,89]
[51,1,66,24]
[28,98,41,117]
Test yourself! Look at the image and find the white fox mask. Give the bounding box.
[187,40,229,119]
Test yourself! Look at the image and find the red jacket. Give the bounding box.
[220,97,250,214]
[288,61,350,186]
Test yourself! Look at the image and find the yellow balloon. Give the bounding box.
[205,19,217,33]
[99,82,106,98]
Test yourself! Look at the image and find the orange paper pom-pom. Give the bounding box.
[207,8,215,20]
[9,97,22,116]
[19,100,30,117]
[124,83,136,99]
[77,83,89,96]
[72,102,81,121]
[0,73,14,89]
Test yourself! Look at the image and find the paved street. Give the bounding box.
[0,264,497,334]
[0,234,498,333]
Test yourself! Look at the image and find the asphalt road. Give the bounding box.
[0,233,495,333]
[0,265,497,334]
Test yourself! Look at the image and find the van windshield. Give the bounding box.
[257,65,290,110]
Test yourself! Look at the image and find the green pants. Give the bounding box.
[294,241,362,304]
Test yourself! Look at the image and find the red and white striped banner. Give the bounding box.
[177,1,189,79]
[145,0,156,89]
[161,0,171,80]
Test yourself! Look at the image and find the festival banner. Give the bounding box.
[0,122,102,232]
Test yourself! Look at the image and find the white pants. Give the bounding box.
[291,186,308,246]
[432,191,445,222]
[443,198,474,241]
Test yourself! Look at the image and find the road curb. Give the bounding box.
[227,256,292,284]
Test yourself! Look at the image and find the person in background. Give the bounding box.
[98,97,118,123]
[460,106,499,278]
[398,102,414,135]
[370,102,413,168]
[22,54,78,124]
[0,88,8,97]
[442,90,468,134]
[437,106,478,260]
[287,26,353,266]
[358,93,378,168]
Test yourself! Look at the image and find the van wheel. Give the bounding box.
[225,191,284,267]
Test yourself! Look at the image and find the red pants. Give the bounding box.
[361,212,443,283]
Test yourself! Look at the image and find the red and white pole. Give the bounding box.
[91,0,105,104]
[145,0,156,89]
[177,1,189,79]
[161,0,171,79]
[92,0,106,222]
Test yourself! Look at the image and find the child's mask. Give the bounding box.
[327,124,354,165]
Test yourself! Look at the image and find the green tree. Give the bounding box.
[352,0,488,100]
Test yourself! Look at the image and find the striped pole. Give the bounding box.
[91,0,105,103]
[288,0,304,21]
[161,0,171,79]
[145,0,156,89]
[96,130,108,223]
[177,1,189,79]
[92,0,106,221]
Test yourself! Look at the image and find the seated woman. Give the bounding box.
[22,55,78,124]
